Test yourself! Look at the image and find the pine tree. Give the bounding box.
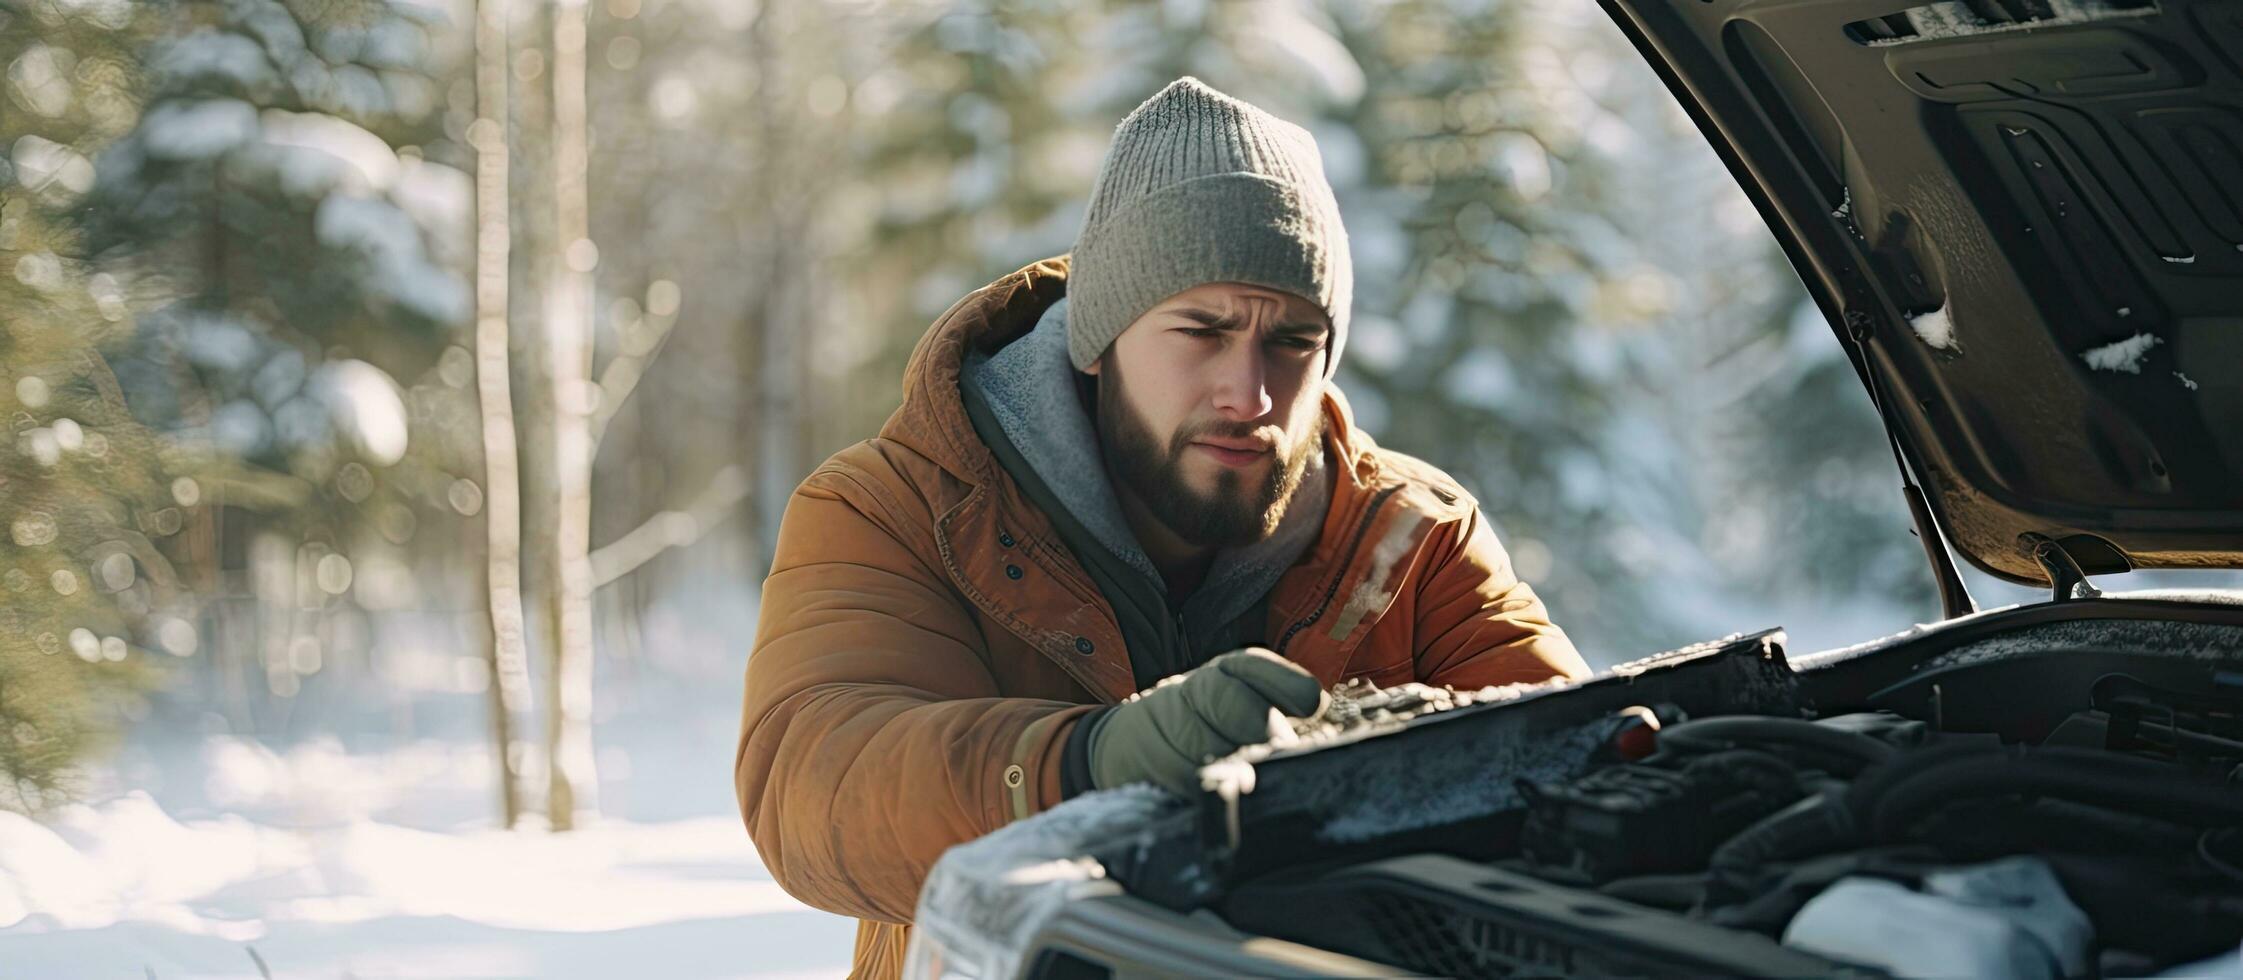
[830,0,1138,443]
[73,0,468,476]
[1310,0,1682,657]
[1,0,169,809]
[0,205,171,807]
[61,0,484,722]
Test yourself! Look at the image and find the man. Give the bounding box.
[736,77,1588,978]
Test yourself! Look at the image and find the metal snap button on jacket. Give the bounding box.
[1005,564,1023,580]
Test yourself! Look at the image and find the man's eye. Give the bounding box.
[1275,336,1325,352]
[1180,328,1220,339]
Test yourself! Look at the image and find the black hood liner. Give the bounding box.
[1597,0,2243,584]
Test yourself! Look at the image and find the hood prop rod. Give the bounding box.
[1847,310,1975,620]
[2025,533,2103,602]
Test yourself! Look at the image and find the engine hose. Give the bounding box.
[1680,747,1804,790]
[1655,716,1898,773]
[1702,789,1859,908]
[1858,745,2243,842]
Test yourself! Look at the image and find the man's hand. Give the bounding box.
[1087,648,1329,795]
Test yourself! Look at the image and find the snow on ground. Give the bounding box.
[0,725,854,978]
[0,796,849,978]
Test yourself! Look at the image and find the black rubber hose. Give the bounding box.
[1654,716,1898,772]
[1701,789,1858,908]
[1679,747,1804,791]
[1858,745,2243,842]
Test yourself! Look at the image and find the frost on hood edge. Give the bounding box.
[2080,332,2162,374]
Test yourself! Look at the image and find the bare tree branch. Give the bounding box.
[588,464,751,588]
[587,310,679,450]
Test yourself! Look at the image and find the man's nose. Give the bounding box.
[1209,346,1273,421]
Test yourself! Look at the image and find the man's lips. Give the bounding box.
[1192,441,1273,467]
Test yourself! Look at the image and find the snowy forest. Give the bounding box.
[0,0,2077,973]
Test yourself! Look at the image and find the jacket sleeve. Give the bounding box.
[1409,506,1593,689]
[735,468,1094,923]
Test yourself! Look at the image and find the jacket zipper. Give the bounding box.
[1274,484,1402,656]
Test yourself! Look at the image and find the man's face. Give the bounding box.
[1087,282,1331,549]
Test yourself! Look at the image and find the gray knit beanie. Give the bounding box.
[1067,77,1352,375]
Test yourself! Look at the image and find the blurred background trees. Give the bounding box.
[5,0,1966,821]
[3,0,170,810]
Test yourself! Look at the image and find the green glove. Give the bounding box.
[1087,648,1330,795]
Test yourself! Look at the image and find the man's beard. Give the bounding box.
[1095,362,1323,549]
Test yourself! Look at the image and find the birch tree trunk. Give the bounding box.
[473,0,529,828]
[540,0,599,831]
[741,0,817,565]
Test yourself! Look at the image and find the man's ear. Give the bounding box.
[1082,353,1103,377]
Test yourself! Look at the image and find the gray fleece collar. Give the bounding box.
[961,297,1331,638]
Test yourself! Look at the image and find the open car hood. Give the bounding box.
[1597,0,2243,585]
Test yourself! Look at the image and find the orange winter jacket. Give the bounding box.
[735,256,1589,979]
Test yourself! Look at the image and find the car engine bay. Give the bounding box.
[1083,601,2243,977]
